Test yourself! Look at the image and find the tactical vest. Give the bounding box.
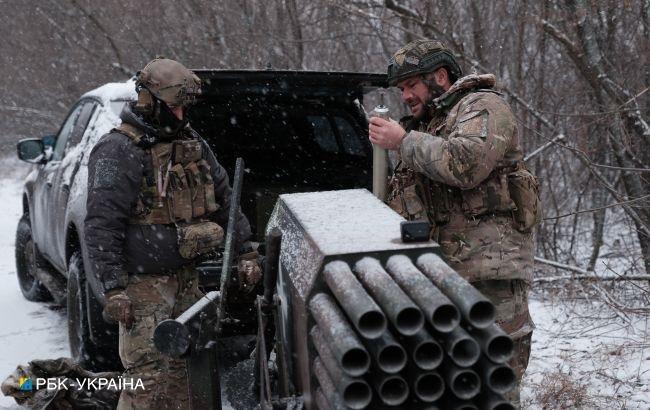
[114,123,219,225]
[388,93,541,233]
[389,161,528,223]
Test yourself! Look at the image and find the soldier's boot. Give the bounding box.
[116,270,201,410]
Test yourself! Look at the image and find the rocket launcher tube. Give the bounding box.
[386,254,460,333]
[406,363,445,403]
[442,326,481,368]
[354,257,424,336]
[310,326,372,409]
[477,356,517,394]
[468,323,514,364]
[445,362,481,400]
[364,330,407,374]
[323,260,386,339]
[314,388,332,410]
[417,253,495,329]
[476,390,515,410]
[313,357,346,410]
[309,293,370,377]
[402,328,444,371]
[445,400,479,410]
[372,372,409,407]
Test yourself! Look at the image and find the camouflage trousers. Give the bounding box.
[116,267,202,410]
[436,214,535,407]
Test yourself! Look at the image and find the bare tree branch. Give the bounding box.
[535,257,650,281]
[69,0,135,75]
[543,194,650,220]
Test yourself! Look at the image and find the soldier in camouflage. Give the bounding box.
[369,39,542,406]
[85,58,261,409]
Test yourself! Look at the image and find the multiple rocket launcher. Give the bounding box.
[308,254,515,409]
[266,189,516,410]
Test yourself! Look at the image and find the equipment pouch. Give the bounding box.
[508,168,542,232]
[177,221,225,259]
[184,162,206,218]
[388,194,407,218]
[428,182,451,224]
[174,140,203,165]
[403,184,426,220]
[198,159,219,213]
[460,172,516,217]
[169,164,193,222]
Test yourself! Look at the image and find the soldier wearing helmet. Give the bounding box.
[85,58,260,408]
[369,40,542,406]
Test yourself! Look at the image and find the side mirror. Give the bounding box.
[17,138,45,163]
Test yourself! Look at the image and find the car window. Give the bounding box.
[65,102,97,155]
[334,116,366,157]
[52,104,84,161]
[110,100,127,117]
[308,115,339,154]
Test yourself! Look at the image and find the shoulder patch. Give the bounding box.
[458,110,484,123]
[92,158,120,189]
[457,109,489,138]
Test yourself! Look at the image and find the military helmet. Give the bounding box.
[135,58,201,108]
[387,39,462,86]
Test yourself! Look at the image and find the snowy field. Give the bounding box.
[0,163,647,408]
[523,295,649,408]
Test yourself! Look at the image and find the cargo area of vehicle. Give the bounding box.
[189,70,386,238]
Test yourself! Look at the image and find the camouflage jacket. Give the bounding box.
[403,74,522,185]
[390,74,522,218]
[389,74,540,283]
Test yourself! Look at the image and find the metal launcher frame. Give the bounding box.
[265,189,515,409]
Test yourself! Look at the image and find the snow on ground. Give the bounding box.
[523,205,649,408]
[0,165,69,409]
[0,165,647,408]
[522,294,649,408]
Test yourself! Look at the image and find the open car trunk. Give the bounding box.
[189,70,387,239]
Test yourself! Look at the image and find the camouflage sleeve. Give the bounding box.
[399,93,516,189]
[201,140,253,251]
[84,133,143,292]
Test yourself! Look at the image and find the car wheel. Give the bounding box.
[67,251,121,371]
[15,214,52,301]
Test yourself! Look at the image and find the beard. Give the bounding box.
[410,100,428,120]
[427,82,447,100]
[411,80,447,120]
[423,80,446,109]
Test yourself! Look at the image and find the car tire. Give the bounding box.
[67,251,121,371]
[15,214,53,302]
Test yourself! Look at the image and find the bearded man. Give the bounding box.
[369,39,542,406]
